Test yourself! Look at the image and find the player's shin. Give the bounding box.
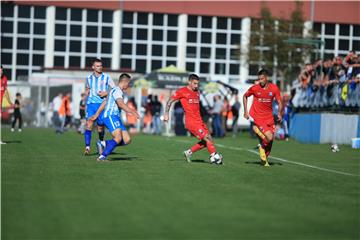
[265,140,273,157]
[190,141,206,153]
[102,139,118,157]
[253,125,266,140]
[84,129,92,147]
[98,130,105,141]
[206,141,216,155]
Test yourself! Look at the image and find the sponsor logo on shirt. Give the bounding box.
[269,92,273,96]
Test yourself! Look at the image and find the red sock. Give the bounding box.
[206,141,216,155]
[190,141,206,153]
[261,138,270,148]
[265,141,273,157]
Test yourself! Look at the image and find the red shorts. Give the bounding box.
[254,118,275,134]
[186,122,209,140]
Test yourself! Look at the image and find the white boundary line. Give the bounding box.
[174,139,359,177]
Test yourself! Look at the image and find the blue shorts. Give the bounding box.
[103,115,127,133]
[86,103,104,126]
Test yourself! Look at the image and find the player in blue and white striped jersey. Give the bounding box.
[84,58,115,155]
[90,73,139,161]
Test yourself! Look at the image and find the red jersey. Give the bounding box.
[171,86,202,125]
[1,75,8,95]
[244,83,281,121]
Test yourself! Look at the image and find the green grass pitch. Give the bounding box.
[1,128,359,239]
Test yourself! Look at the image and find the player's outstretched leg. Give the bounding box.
[184,140,206,163]
[97,129,122,162]
[204,135,223,165]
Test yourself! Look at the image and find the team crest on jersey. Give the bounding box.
[198,129,203,133]
[269,92,273,96]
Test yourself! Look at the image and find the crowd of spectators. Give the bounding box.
[291,50,360,112]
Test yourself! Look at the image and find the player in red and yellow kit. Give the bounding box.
[243,69,282,166]
[164,74,223,164]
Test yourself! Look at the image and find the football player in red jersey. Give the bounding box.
[243,69,282,166]
[164,74,223,164]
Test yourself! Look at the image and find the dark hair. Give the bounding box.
[258,69,269,76]
[92,58,102,66]
[188,74,200,81]
[16,93,21,97]
[119,73,131,81]
[0,65,3,69]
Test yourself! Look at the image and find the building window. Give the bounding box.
[153,30,163,41]
[1,37,12,49]
[1,21,13,33]
[201,32,211,44]
[136,59,146,73]
[102,27,112,38]
[216,48,226,60]
[17,38,29,50]
[136,44,147,55]
[55,40,66,51]
[137,13,148,25]
[1,53,12,65]
[339,24,349,36]
[200,62,209,73]
[87,10,98,22]
[339,39,349,51]
[167,14,178,26]
[18,5,31,18]
[121,43,132,55]
[151,60,162,70]
[188,15,197,28]
[16,53,29,65]
[121,58,132,69]
[167,46,177,57]
[54,56,65,67]
[153,14,164,26]
[33,39,45,50]
[201,47,211,59]
[33,54,44,66]
[216,33,227,44]
[123,12,133,24]
[69,40,81,52]
[86,26,98,38]
[86,42,97,53]
[187,31,197,43]
[231,34,241,45]
[122,28,133,39]
[325,24,335,35]
[55,24,67,36]
[55,7,67,20]
[230,64,240,75]
[186,62,195,72]
[101,43,112,54]
[102,10,113,23]
[202,16,212,28]
[69,56,81,67]
[70,25,82,37]
[217,17,227,29]
[1,3,14,17]
[71,9,82,21]
[34,23,46,35]
[186,47,196,58]
[231,18,241,30]
[325,39,334,49]
[353,40,360,51]
[353,25,360,37]
[167,30,177,42]
[215,63,226,74]
[34,6,46,19]
[18,22,30,34]
[152,45,162,56]
[137,29,147,40]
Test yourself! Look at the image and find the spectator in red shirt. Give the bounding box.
[1,65,13,144]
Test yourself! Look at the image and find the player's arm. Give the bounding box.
[242,87,253,120]
[89,100,107,122]
[275,90,283,122]
[163,98,178,122]
[116,98,140,119]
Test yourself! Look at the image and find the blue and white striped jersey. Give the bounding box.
[103,87,126,118]
[86,73,115,104]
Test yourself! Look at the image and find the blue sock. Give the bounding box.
[102,139,118,157]
[84,130,92,147]
[98,131,105,141]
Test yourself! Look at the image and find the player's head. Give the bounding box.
[16,93,21,99]
[118,73,132,90]
[257,69,269,87]
[188,74,200,91]
[91,58,103,74]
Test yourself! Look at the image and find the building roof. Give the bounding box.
[14,1,360,25]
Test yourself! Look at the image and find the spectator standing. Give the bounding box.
[231,95,241,137]
[78,93,86,134]
[212,95,224,138]
[151,95,162,135]
[11,93,22,132]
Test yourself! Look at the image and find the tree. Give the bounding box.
[246,1,316,90]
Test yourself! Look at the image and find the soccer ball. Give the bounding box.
[331,144,340,153]
[210,153,223,165]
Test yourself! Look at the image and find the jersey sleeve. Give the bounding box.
[112,88,124,101]
[171,89,183,101]
[85,76,90,89]
[244,85,255,97]
[274,85,281,102]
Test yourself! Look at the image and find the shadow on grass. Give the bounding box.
[169,158,208,164]
[2,140,22,144]
[109,156,138,161]
[245,161,283,166]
